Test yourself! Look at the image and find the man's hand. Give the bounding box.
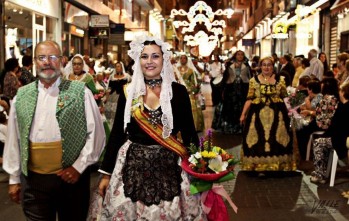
[9,184,21,204]
[57,167,81,184]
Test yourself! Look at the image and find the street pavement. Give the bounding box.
[0,85,348,220]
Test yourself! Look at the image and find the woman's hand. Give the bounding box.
[300,109,313,117]
[98,175,111,198]
[240,114,246,125]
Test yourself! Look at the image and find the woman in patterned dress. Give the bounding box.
[104,62,131,128]
[239,56,295,171]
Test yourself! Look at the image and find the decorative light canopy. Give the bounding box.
[170,1,234,57]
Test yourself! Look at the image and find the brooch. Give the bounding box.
[58,101,64,108]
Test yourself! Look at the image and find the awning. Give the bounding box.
[331,0,349,16]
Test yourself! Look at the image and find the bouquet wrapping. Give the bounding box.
[181,129,238,221]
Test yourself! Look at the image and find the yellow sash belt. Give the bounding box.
[28,141,63,174]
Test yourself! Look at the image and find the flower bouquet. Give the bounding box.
[284,90,308,129]
[287,91,307,109]
[181,129,239,221]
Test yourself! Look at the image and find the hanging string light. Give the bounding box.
[170,1,234,57]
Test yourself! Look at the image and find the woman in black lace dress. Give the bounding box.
[239,56,295,171]
[88,36,206,220]
[212,50,251,134]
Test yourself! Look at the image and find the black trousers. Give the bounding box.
[210,79,222,106]
[20,168,91,221]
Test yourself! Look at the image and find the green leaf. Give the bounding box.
[190,180,213,194]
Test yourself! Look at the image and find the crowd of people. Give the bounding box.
[0,36,348,220]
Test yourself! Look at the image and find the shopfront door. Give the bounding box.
[33,13,46,45]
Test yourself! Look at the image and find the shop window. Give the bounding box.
[123,0,132,20]
[340,31,349,52]
[46,16,57,41]
[4,2,33,59]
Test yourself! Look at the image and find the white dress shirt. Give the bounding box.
[3,78,106,184]
[210,62,225,78]
[309,58,324,80]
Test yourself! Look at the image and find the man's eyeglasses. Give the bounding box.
[35,55,62,62]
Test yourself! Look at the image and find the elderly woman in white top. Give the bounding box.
[63,54,99,94]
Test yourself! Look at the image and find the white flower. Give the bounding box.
[188,155,198,165]
[194,152,202,159]
[208,155,228,173]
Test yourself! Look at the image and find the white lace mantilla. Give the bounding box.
[125,36,176,138]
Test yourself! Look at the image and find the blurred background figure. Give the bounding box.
[176,54,204,132]
[104,61,131,128]
[0,100,9,171]
[331,63,339,77]
[212,50,251,134]
[64,54,99,95]
[335,52,349,86]
[19,55,35,86]
[308,49,324,80]
[2,58,20,101]
[292,57,304,87]
[250,55,261,77]
[318,52,329,77]
[209,54,224,107]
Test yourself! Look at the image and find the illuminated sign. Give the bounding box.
[272,21,289,39]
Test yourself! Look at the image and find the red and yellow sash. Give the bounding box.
[133,107,188,158]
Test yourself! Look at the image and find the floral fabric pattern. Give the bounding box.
[88,140,206,221]
[312,137,332,179]
[315,95,338,130]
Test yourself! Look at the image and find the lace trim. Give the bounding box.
[124,36,176,138]
[122,143,182,206]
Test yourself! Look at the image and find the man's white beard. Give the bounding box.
[37,67,63,83]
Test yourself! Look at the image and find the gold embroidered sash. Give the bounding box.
[133,106,188,159]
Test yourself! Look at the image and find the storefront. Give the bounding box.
[4,0,61,64]
[255,16,272,58]
[332,0,349,53]
[63,2,89,57]
[286,0,330,58]
[271,12,290,57]
[292,5,321,57]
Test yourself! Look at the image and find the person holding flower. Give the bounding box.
[239,56,295,171]
[88,36,206,220]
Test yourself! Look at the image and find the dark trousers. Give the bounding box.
[20,168,91,221]
[210,79,222,106]
[296,120,321,161]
